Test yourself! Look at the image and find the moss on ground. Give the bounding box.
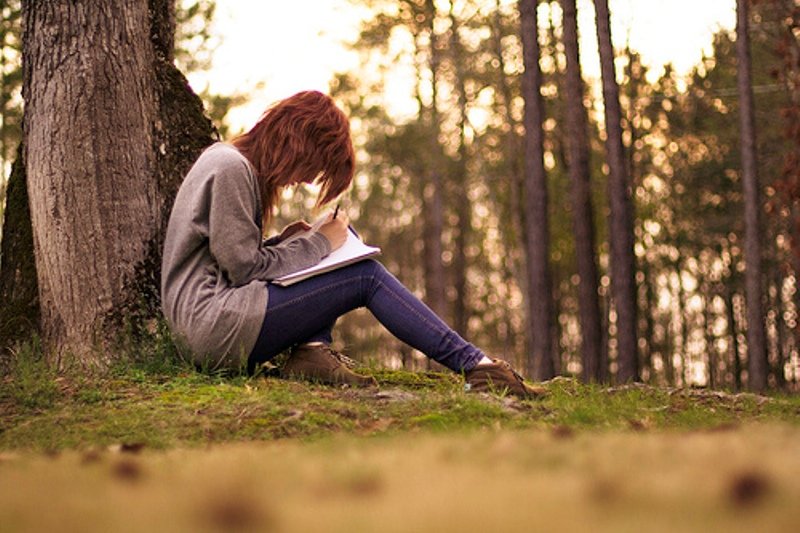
[2,347,798,452]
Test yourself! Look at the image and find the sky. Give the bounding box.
[186,0,738,134]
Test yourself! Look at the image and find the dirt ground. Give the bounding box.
[2,424,799,532]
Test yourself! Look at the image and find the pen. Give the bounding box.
[333,204,340,219]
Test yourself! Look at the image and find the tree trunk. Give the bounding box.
[447,4,471,338]
[702,281,716,389]
[19,0,214,365]
[560,0,604,382]
[676,268,689,386]
[772,269,787,390]
[519,0,555,380]
[0,142,37,351]
[422,0,447,324]
[593,0,638,382]
[724,284,743,391]
[736,0,768,392]
[490,0,523,357]
[663,286,675,387]
[643,268,662,384]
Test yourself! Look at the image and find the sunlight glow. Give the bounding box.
[188,0,736,133]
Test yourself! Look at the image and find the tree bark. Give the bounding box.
[20,0,214,365]
[421,0,447,324]
[593,0,638,382]
[725,285,743,391]
[490,0,523,356]
[519,0,555,380]
[702,281,716,389]
[560,0,604,382]
[448,4,471,338]
[736,0,768,392]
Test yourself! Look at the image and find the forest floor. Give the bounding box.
[1,345,799,532]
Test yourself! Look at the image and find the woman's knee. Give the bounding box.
[350,258,387,279]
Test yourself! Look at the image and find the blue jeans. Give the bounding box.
[248,259,485,373]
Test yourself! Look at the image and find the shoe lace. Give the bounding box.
[328,348,358,369]
[498,359,527,386]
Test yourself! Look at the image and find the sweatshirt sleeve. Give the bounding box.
[207,158,331,286]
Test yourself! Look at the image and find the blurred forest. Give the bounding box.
[1,0,799,391]
[298,0,800,391]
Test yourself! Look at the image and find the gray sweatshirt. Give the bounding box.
[161,143,331,369]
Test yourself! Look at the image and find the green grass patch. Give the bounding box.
[1,341,799,452]
[3,337,60,410]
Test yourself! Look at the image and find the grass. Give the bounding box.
[2,335,800,531]
[2,425,799,532]
[1,336,798,452]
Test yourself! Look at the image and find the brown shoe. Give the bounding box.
[281,344,377,387]
[464,359,547,399]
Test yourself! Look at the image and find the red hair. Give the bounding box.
[232,90,354,227]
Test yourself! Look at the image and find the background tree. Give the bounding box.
[519,0,555,380]
[174,0,247,139]
[593,0,638,382]
[737,0,768,392]
[0,0,21,192]
[559,0,605,382]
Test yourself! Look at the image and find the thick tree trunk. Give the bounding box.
[24,1,160,363]
[593,0,638,382]
[18,0,213,365]
[519,0,555,380]
[736,0,768,392]
[560,0,604,383]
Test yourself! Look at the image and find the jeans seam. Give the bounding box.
[371,277,450,336]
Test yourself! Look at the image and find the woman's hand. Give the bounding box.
[317,213,349,251]
[278,220,312,242]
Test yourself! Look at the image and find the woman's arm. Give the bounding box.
[207,162,331,286]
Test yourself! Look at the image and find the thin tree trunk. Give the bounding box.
[771,267,787,389]
[593,0,638,382]
[491,0,523,356]
[677,269,689,386]
[639,267,653,383]
[560,0,604,382]
[422,0,447,324]
[663,288,675,387]
[736,0,768,392]
[519,0,555,380]
[643,268,662,384]
[491,0,521,242]
[725,285,743,391]
[702,280,716,389]
[447,3,471,338]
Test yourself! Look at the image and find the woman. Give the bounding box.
[161,90,542,398]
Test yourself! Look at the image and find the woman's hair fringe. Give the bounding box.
[232,90,354,228]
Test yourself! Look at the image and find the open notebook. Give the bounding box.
[272,221,381,287]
